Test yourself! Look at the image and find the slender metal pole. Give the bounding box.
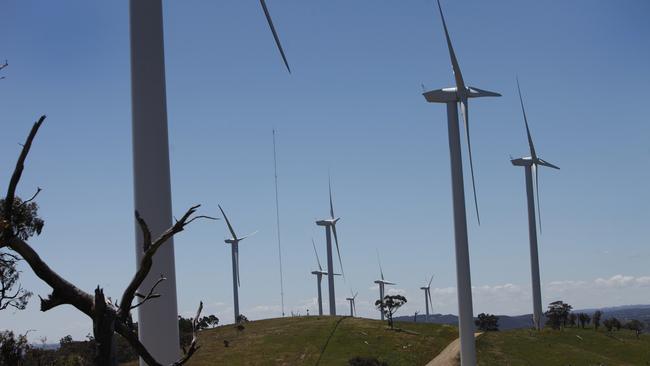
[272,130,285,317]
[525,166,543,330]
[129,1,179,364]
[349,301,354,317]
[446,101,476,366]
[317,275,323,316]
[325,226,336,315]
[231,243,240,322]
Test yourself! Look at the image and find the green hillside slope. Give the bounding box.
[177,316,456,365]
[477,327,650,366]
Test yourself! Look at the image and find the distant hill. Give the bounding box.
[395,304,650,330]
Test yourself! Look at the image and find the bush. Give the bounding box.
[348,356,388,366]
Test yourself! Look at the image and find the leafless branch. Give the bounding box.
[131,276,166,310]
[185,215,218,225]
[18,187,42,207]
[119,205,201,319]
[0,60,7,71]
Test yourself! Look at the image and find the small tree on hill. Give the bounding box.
[578,313,591,329]
[568,313,577,327]
[612,317,622,331]
[475,313,499,331]
[592,310,602,330]
[545,301,572,330]
[603,318,613,332]
[0,330,30,366]
[375,295,407,329]
[625,319,644,339]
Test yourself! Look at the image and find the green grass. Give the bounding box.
[174,316,456,366]
[476,327,650,366]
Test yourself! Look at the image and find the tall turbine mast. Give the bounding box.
[272,129,285,317]
[421,1,501,364]
[511,78,560,330]
[129,1,290,363]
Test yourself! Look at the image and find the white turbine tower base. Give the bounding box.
[422,1,501,364]
[129,1,290,363]
[129,2,179,364]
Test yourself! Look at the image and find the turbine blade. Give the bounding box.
[428,275,434,288]
[377,251,384,281]
[238,230,258,241]
[436,0,465,92]
[259,0,291,73]
[468,86,502,98]
[353,302,356,316]
[516,77,537,159]
[460,99,481,225]
[329,175,335,219]
[332,225,344,277]
[537,158,560,170]
[235,245,241,287]
[428,289,434,311]
[534,164,543,234]
[312,238,322,271]
[218,205,238,240]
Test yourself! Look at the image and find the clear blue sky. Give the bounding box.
[1,0,649,341]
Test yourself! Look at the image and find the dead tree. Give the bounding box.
[0,115,209,366]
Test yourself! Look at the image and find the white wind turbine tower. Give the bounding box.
[374,253,396,321]
[421,1,501,364]
[129,1,290,362]
[315,178,344,316]
[511,78,560,330]
[420,275,434,322]
[311,239,340,316]
[346,290,358,317]
[218,205,257,323]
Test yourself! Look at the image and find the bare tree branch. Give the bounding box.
[3,115,46,237]
[0,60,7,71]
[131,275,166,310]
[18,187,42,208]
[119,205,201,319]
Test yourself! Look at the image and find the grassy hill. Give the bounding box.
[170,316,456,365]
[476,327,650,366]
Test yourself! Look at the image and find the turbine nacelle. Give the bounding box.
[423,86,501,104]
[374,280,396,286]
[315,217,340,226]
[311,270,340,276]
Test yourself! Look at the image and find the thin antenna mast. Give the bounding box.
[272,129,286,316]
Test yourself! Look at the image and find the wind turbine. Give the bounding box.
[421,1,501,364]
[346,290,358,317]
[129,1,290,362]
[219,205,257,323]
[315,177,344,315]
[511,78,560,330]
[311,239,340,316]
[420,275,434,322]
[374,253,396,321]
